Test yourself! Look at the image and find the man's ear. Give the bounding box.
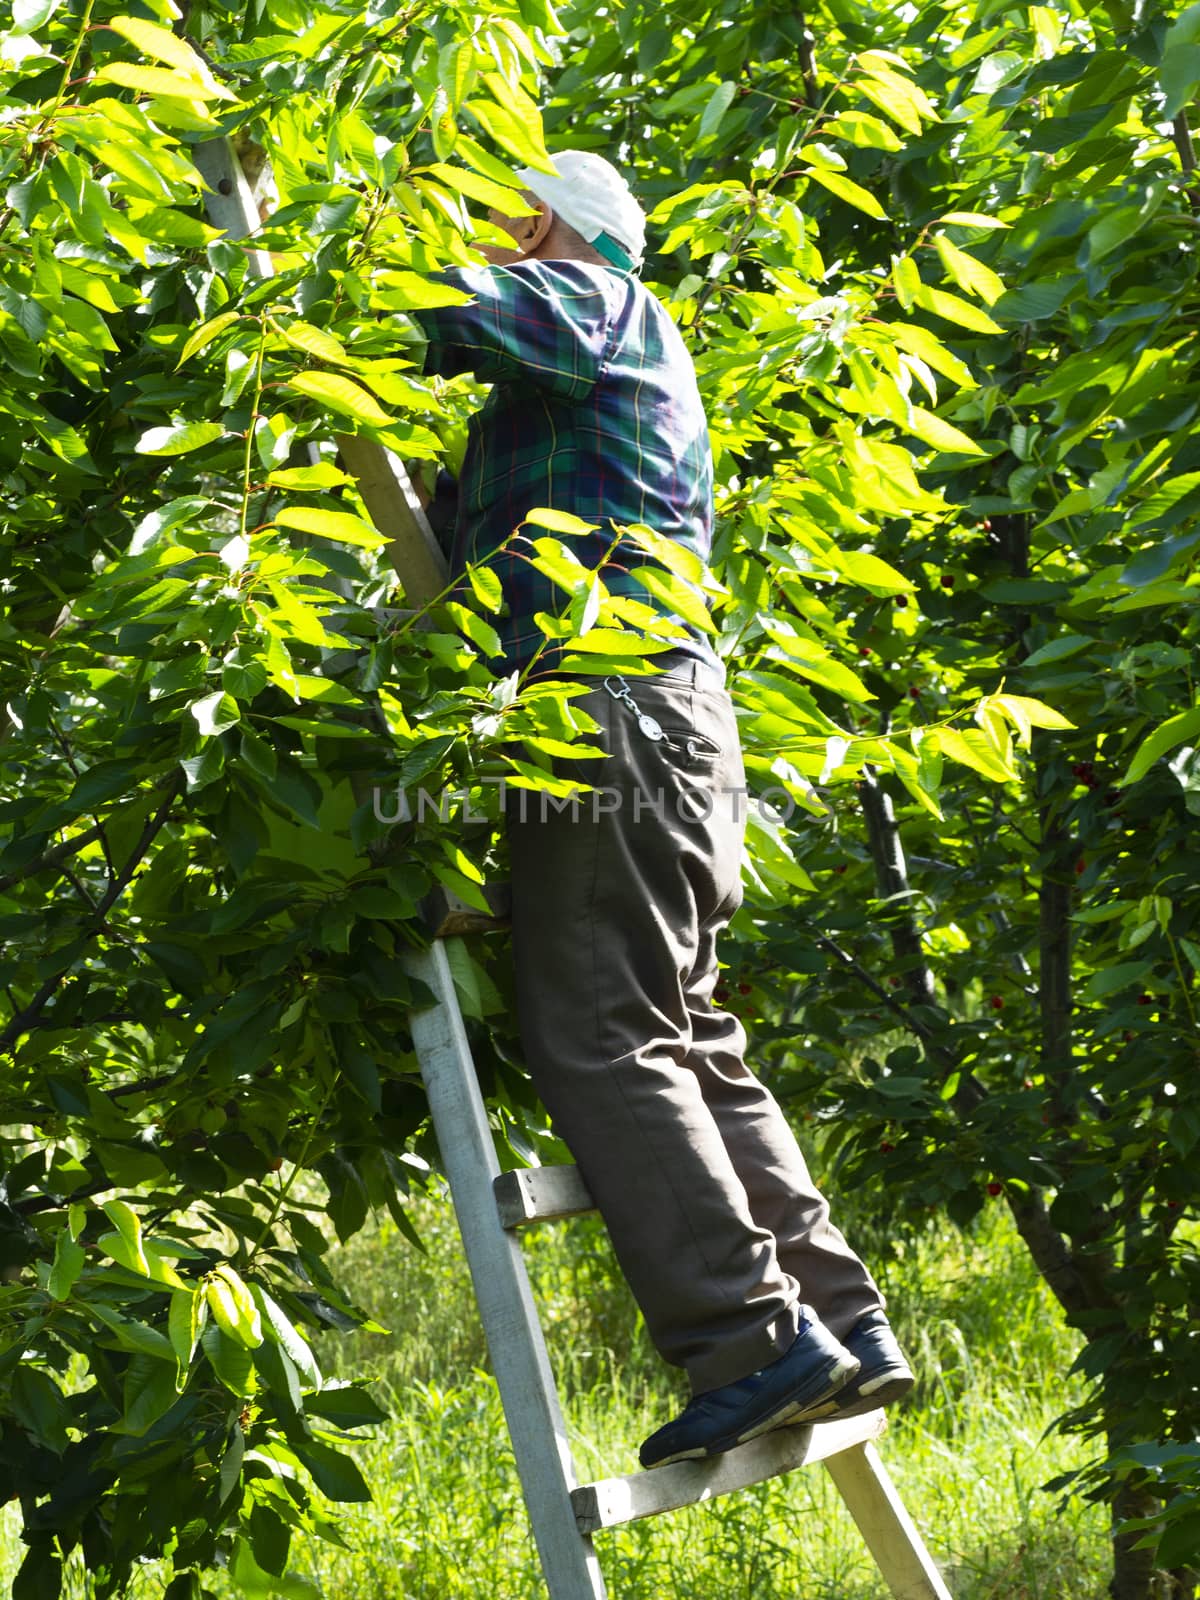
[517,200,553,256]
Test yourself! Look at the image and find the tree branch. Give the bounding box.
[858,764,937,1006]
[0,776,182,1053]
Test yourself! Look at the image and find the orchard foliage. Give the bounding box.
[0,0,1197,1593]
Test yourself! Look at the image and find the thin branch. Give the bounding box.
[0,825,102,894]
[1172,111,1199,211]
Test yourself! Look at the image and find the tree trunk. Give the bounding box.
[1110,1476,1160,1600]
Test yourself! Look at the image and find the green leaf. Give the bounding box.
[913,284,1003,335]
[91,1304,176,1361]
[169,1286,205,1378]
[93,61,235,102]
[287,371,395,427]
[467,564,503,611]
[444,601,503,655]
[938,211,1010,229]
[200,1321,255,1394]
[251,1283,322,1388]
[107,15,216,76]
[430,861,492,914]
[47,1231,86,1301]
[1120,707,1200,785]
[135,421,225,456]
[834,548,915,596]
[892,255,921,310]
[13,0,59,28]
[275,506,386,548]
[805,167,887,219]
[177,312,242,368]
[116,1355,179,1436]
[698,81,737,142]
[11,1368,69,1454]
[425,161,536,213]
[1079,961,1156,1002]
[102,1198,148,1273]
[267,462,354,490]
[993,694,1076,739]
[766,630,874,703]
[629,566,714,632]
[524,507,598,535]
[933,235,1004,304]
[905,407,987,456]
[932,727,1018,783]
[190,690,240,737]
[293,1438,373,1502]
[373,271,474,310]
[282,321,350,365]
[823,110,902,150]
[465,92,554,174]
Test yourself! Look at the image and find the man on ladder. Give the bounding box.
[408,149,914,1471]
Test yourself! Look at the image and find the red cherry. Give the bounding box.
[714,985,730,1003]
[737,982,753,995]
[1075,859,1086,875]
[833,863,848,874]
[1123,1030,1135,1042]
[1167,1200,1182,1211]
[1023,1077,1034,1089]
[987,1181,1003,1197]
[860,646,872,657]
[888,976,901,988]
[1137,994,1152,1006]
[981,519,993,530]
[908,686,920,698]
[940,574,954,588]
[990,995,1004,1009]
[879,1141,895,1154]
[894,595,908,608]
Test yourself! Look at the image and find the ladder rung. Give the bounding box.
[570,1410,888,1535]
[494,1165,596,1228]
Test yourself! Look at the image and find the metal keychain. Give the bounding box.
[603,674,666,742]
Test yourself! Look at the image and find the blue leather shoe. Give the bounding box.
[639,1312,860,1469]
[812,1309,914,1421]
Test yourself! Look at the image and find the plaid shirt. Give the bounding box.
[412,260,714,672]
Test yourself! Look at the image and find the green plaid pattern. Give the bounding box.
[412,260,714,672]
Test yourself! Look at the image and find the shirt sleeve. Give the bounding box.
[411,262,612,400]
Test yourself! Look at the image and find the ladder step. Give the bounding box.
[494,1165,596,1229]
[570,1410,888,1536]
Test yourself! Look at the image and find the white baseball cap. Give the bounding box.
[513,150,646,271]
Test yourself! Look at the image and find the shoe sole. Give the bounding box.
[810,1369,915,1423]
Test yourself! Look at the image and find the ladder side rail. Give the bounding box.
[823,1441,953,1600]
[405,942,608,1600]
[193,139,448,605]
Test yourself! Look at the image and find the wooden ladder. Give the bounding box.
[405,937,954,1600]
[199,137,954,1600]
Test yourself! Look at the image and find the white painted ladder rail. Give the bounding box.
[197,134,954,1600]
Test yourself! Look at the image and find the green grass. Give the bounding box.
[0,1195,1109,1598]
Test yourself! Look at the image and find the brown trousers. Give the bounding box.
[507,659,882,1395]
